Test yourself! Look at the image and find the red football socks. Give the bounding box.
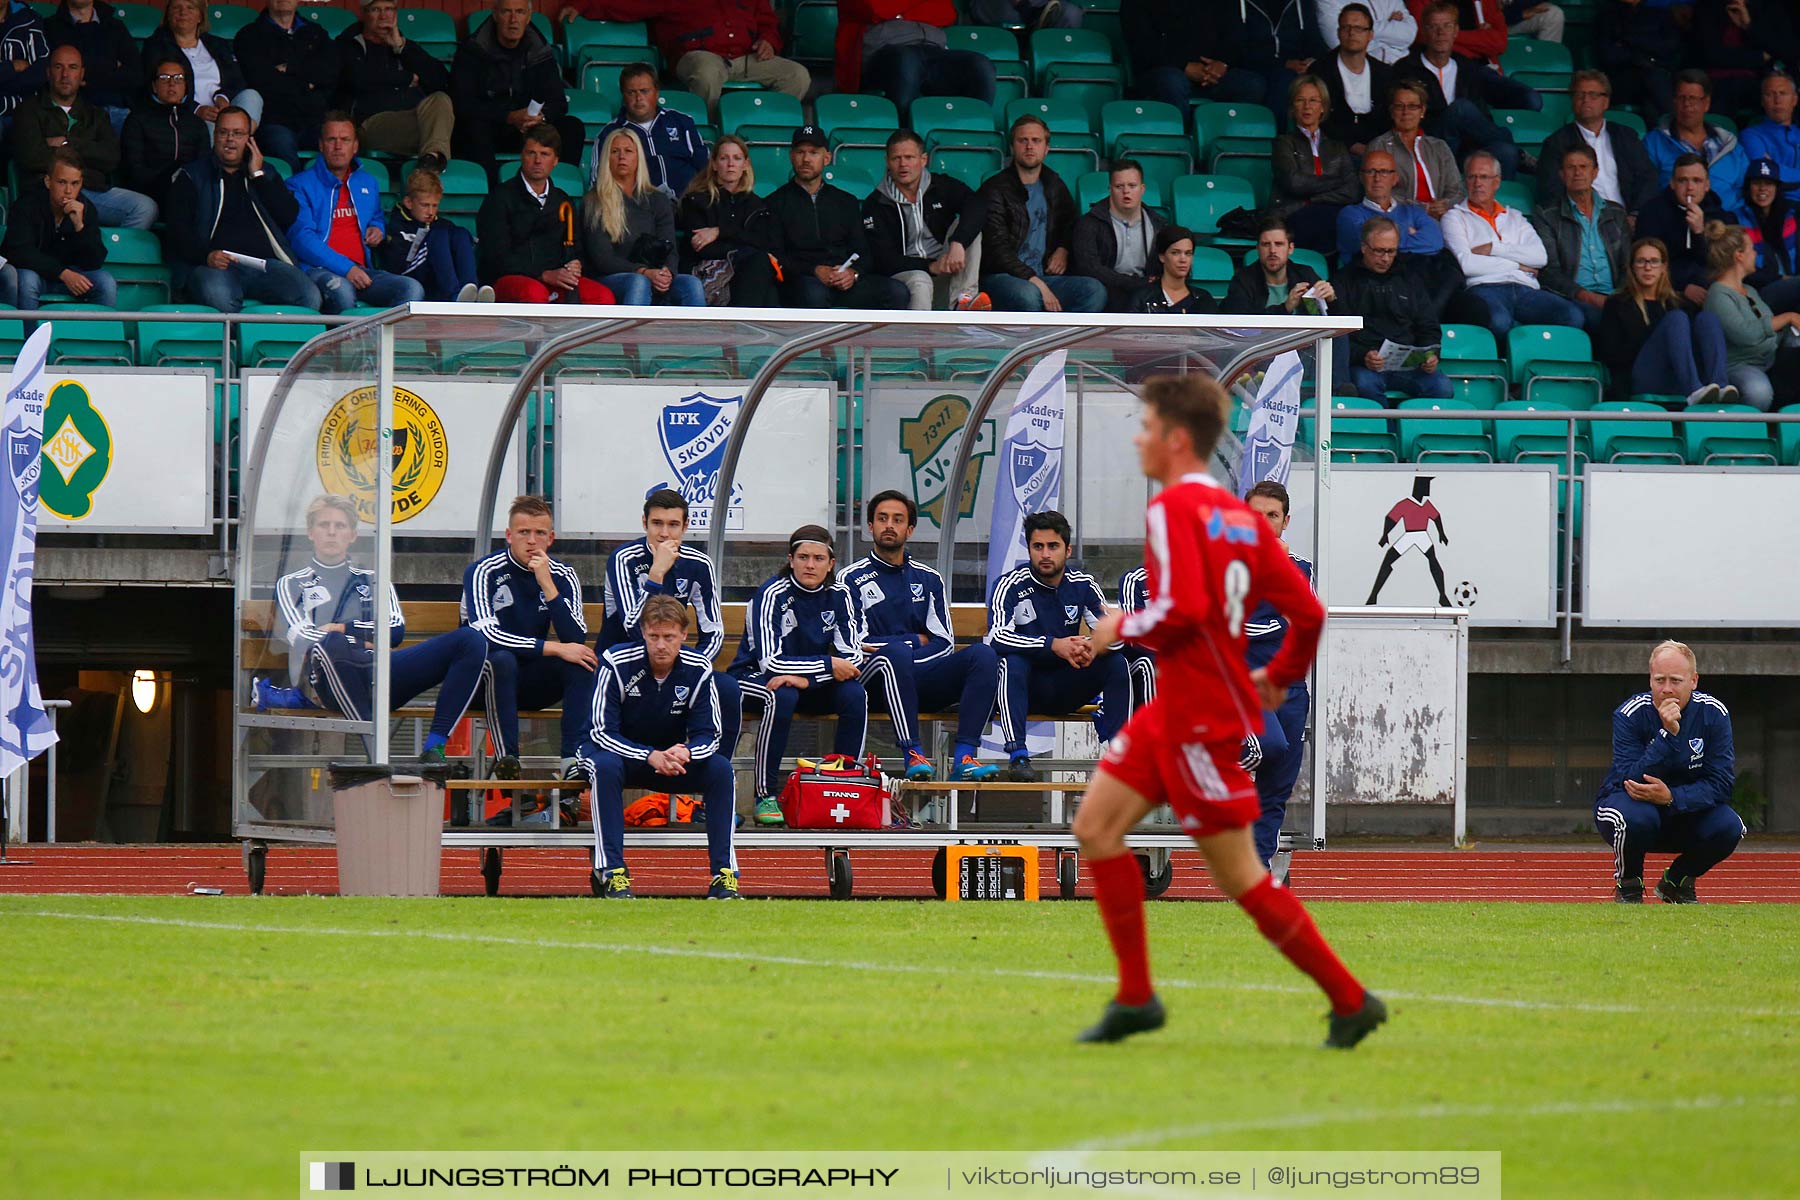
[1238,874,1366,1016]
[1089,852,1154,1006]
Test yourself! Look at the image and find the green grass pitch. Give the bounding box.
[3,896,1796,1199]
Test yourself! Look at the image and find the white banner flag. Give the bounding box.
[985,350,1068,594]
[1,324,60,776]
[1237,350,1303,493]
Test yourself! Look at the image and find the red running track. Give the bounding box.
[0,844,1795,902]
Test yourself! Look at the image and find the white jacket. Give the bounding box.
[1442,200,1548,290]
[1314,0,1417,64]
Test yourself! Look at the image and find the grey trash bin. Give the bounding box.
[330,763,444,897]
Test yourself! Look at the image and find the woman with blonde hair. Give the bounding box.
[581,128,704,306]
[139,0,263,135]
[1597,237,1735,405]
[677,135,777,306]
[1703,220,1800,411]
[1269,74,1358,255]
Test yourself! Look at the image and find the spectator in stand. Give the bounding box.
[0,0,50,131]
[1535,70,1659,219]
[10,45,157,229]
[1336,216,1453,401]
[1595,0,1681,120]
[1638,153,1735,306]
[44,0,139,132]
[1741,72,1800,206]
[378,168,486,302]
[119,58,207,206]
[1232,0,1331,117]
[581,127,704,306]
[1646,71,1751,212]
[1505,1,1563,41]
[3,147,114,307]
[1532,143,1630,332]
[977,115,1105,313]
[1132,224,1219,313]
[164,107,321,311]
[336,0,452,172]
[1597,235,1734,405]
[1443,149,1587,333]
[768,125,909,310]
[1735,157,1800,313]
[969,0,1083,28]
[141,0,263,133]
[591,63,707,198]
[560,0,806,124]
[1225,216,1336,314]
[285,112,424,313]
[1404,0,1505,68]
[1123,0,1268,110]
[835,0,996,117]
[1270,74,1359,256]
[234,0,335,170]
[1695,0,1800,121]
[1318,4,1394,155]
[476,124,613,304]
[863,129,988,311]
[1337,148,1444,264]
[1395,1,1534,182]
[1703,218,1800,411]
[453,0,585,184]
[1070,159,1162,312]
[677,134,778,306]
[1315,0,1415,66]
[1368,80,1464,217]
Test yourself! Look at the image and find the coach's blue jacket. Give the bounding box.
[600,538,726,660]
[727,573,864,684]
[1595,691,1736,814]
[841,552,956,665]
[459,549,586,656]
[986,565,1115,663]
[589,643,721,762]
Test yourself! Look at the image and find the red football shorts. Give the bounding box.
[1097,698,1260,838]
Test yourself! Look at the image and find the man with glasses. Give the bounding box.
[1535,69,1658,218]
[1336,148,1443,265]
[1442,149,1585,334]
[1316,0,1415,65]
[1368,80,1464,219]
[1395,1,1534,181]
[1319,5,1394,155]
[1336,217,1455,402]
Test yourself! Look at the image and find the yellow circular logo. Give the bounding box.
[315,386,448,525]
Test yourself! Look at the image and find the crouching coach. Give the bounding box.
[1595,640,1743,904]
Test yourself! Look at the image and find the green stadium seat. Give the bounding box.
[564,90,614,131]
[830,144,888,181]
[1500,37,1573,90]
[1496,180,1534,214]
[394,7,455,56]
[1171,174,1256,241]
[946,26,1029,106]
[298,4,355,36]
[1188,245,1235,299]
[1041,63,1124,130]
[1439,322,1510,406]
[44,305,133,366]
[1208,139,1274,207]
[1316,395,1400,461]
[657,90,709,128]
[928,145,1003,190]
[1508,324,1604,407]
[102,227,170,305]
[114,0,162,37]
[816,94,901,147]
[789,2,838,66]
[237,307,328,368]
[911,96,999,143]
[137,305,227,368]
[1608,110,1647,136]
[1194,102,1277,157]
[1683,403,1778,464]
[1028,28,1113,85]
[1537,92,1573,127]
[1780,403,1800,465]
[565,18,650,68]
[1100,99,1186,157]
[820,165,876,200]
[1494,399,1589,464]
[749,145,790,195]
[1492,108,1560,151]
[206,4,254,37]
[1590,400,1685,463]
[1398,396,1494,461]
[1043,146,1097,183]
[1705,112,1737,135]
[0,311,25,360]
[720,91,803,137]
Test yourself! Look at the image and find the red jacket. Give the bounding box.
[1406,0,1506,66]
[835,0,956,93]
[576,0,781,66]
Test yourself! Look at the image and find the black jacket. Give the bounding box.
[234,11,337,132]
[1069,199,1161,312]
[1531,193,1631,303]
[1597,293,1698,397]
[1270,128,1359,218]
[164,153,300,267]
[860,172,983,277]
[1123,0,1249,76]
[335,26,450,120]
[1131,281,1217,314]
[140,28,248,106]
[766,179,868,277]
[1393,49,1494,124]
[579,186,679,276]
[1534,122,1660,217]
[475,173,578,282]
[1635,189,1733,295]
[3,183,105,277]
[1333,256,1448,361]
[1223,258,1324,315]
[44,0,140,109]
[675,186,773,273]
[119,91,207,201]
[977,163,1079,281]
[451,21,568,130]
[1319,50,1392,150]
[9,92,121,191]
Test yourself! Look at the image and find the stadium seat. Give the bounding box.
[1043,146,1097,183]
[720,91,803,139]
[820,165,876,200]
[137,305,228,368]
[1589,400,1685,463]
[911,96,999,145]
[1208,139,1275,208]
[1494,399,1589,465]
[830,144,888,181]
[749,145,790,194]
[206,4,254,37]
[1188,245,1235,298]
[1499,37,1572,91]
[1398,396,1494,462]
[102,227,171,306]
[1194,102,1277,158]
[815,94,901,148]
[45,305,133,366]
[1492,108,1560,152]
[1508,325,1604,406]
[1496,180,1534,214]
[565,18,650,69]
[945,26,1029,107]
[394,8,456,58]
[114,0,161,37]
[0,311,24,360]
[1311,395,1400,461]
[1440,323,1510,408]
[1171,174,1257,241]
[1608,110,1647,136]
[299,4,355,36]
[565,90,613,132]
[1705,112,1737,135]
[237,307,328,368]
[1537,92,1573,128]
[1683,403,1778,465]
[1028,28,1113,86]
[657,90,708,128]
[789,1,839,68]
[928,145,1003,190]
[409,158,486,216]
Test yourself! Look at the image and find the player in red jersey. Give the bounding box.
[1074,374,1388,1049]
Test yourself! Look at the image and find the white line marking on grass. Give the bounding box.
[1066,1093,1799,1151]
[16,909,1800,1020]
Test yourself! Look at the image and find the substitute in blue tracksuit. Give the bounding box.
[1594,640,1743,904]
[1118,566,1156,714]
[842,489,1001,783]
[986,510,1130,782]
[460,495,597,775]
[1243,482,1315,868]
[730,524,895,826]
[600,488,740,768]
[269,493,486,765]
[579,594,738,900]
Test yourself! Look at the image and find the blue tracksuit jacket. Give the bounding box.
[588,642,722,761]
[727,573,865,682]
[459,549,587,655]
[1596,691,1735,814]
[600,538,725,661]
[840,552,956,664]
[985,565,1112,660]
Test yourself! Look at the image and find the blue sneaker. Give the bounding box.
[949,754,999,782]
[903,749,935,781]
[252,676,311,712]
